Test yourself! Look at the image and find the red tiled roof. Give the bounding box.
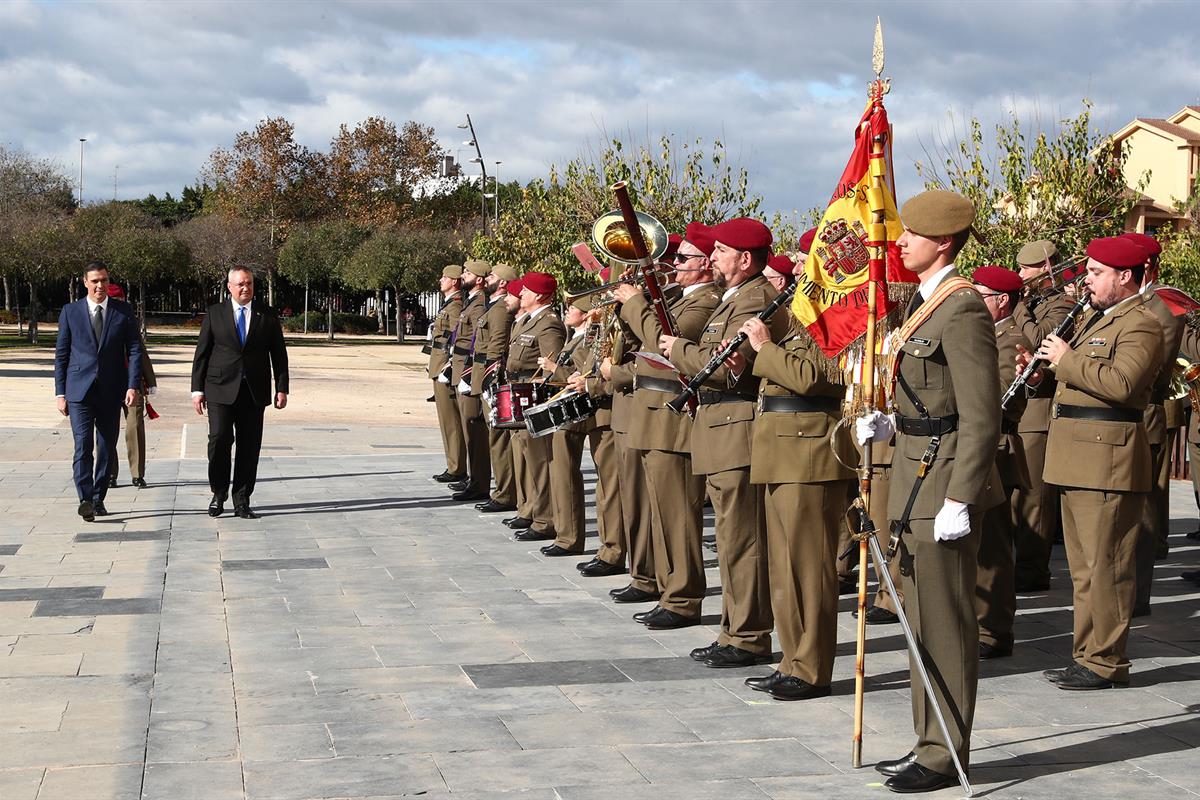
[1136,118,1200,144]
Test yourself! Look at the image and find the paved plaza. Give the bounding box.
[1,342,1199,799]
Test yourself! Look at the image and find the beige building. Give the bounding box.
[1111,106,1200,233]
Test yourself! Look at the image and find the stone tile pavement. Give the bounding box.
[1,423,1198,799]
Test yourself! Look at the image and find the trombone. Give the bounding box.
[563,269,676,305]
[563,207,675,305]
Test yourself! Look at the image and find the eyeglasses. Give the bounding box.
[672,253,705,263]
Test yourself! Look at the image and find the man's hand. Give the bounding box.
[933,499,971,542]
[274,392,288,410]
[536,355,557,371]
[611,283,638,304]
[659,334,679,358]
[599,357,613,381]
[192,394,207,416]
[125,389,138,408]
[1035,334,1070,368]
[567,374,587,393]
[855,410,895,446]
[1014,344,1043,387]
[719,338,746,375]
[739,318,770,352]
[56,397,68,417]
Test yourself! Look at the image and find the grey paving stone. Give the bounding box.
[242,754,444,800]
[500,708,700,749]
[463,659,631,689]
[0,544,21,555]
[240,723,335,762]
[618,739,831,782]
[400,685,577,720]
[37,763,144,800]
[329,716,520,757]
[0,586,104,602]
[146,709,240,762]
[74,530,170,543]
[557,779,771,800]
[221,558,329,571]
[612,656,773,683]
[433,745,643,792]
[33,597,160,617]
[141,761,246,800]
[0,768,45,800]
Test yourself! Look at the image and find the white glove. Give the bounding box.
[933,499,971,542]
[436,371,450,385]
[456,379,471,395]
[855,410,895,446]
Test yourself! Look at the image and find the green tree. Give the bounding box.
[472,135,761,290]
[105,225,191,327]
[277,220,366,339]
[914,100,1144,272]
[0,145,75,317]
[1159,170,1200,296]
[325,117,444,227]
[1,211,78,342]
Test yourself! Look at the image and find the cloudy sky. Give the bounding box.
[2,0,1197,217]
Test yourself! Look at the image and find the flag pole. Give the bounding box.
[851,17,890,770]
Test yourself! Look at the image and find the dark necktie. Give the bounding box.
[905,290,925,320]
[91,305,103,344]
[237,306,247,346]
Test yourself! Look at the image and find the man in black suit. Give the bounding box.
[191,266,289,519]
[54,262,143,521]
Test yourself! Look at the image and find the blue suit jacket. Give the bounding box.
[54,298,144,405]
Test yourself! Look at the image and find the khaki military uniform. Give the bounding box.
[1044,294,1162,683]
[426,293,466,477]
[620,286,720,616]
[610,327,654,591]
[1136,288,1183,610]
[548,329,592,553]
[889,276,1003,775]
[452,291,491,495]
[1181,324,1200,521]
[669,274,789,656]
[975,316,1032,652]
[750,319,855,686]
[472,294,517,506]
[575,329,625,566]
[110,344,157,482]
[506,306,566,532]
[1010,293,1074,587]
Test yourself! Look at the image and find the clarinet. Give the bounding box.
[665,282,798,414]
[1000,293,1090,411]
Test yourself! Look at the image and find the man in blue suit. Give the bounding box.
[54,262,143,522]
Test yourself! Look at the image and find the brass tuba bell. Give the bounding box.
[591,209,669,264]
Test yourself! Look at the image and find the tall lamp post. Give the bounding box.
[78,138,87,206]
[457,115,489,234]
[493,161,502,226]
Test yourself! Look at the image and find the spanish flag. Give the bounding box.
[791,93,917,358]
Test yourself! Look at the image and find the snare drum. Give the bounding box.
[489,382,546,429]
[524,391,600,438]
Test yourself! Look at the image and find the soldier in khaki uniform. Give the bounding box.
[425,266,467,483]
[472,263,519,513]
[1011,240,1073,591]
[1122,232,1183,616]
[971,266,1032,660]
[504,271,565,540]
[734,291,856,701]
[660,217,788,668]
[857,191,1003,793]
[612,224,720,624]
[1034,236,1162,690]
[451,260,493,502]
[107,283,156,488]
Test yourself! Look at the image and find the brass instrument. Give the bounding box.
[592,208,670,264]
[1171,357,1200,415]
[563,269,676,305]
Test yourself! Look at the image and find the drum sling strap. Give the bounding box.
[886,369,942,560]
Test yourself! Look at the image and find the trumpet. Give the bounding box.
[1171,357,1200,416]
[563,268,676,305]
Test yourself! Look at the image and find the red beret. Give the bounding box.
[1120,232,1161,257]
[1087,236,1147,270]
[1062,263,1086,282]
[665,233,683,259]
[766,254,795,274]
[798,227,817,254]
[522,271,557,296]
[684,222,716,257]
[599,267,611,282]
[971,265,1022,293]
[505,278,524,297]
[106,283,126,300]
[712,218,773,251]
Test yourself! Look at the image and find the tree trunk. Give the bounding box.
[139,281,147,336]
[303,280,310,335]
[3,274,11,311]
[375,288,384,334]
[327,279,334,342]
[27,281,39,344]
[395,285,404,343]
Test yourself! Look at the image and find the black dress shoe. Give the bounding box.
[769,676,832,701]
[1042,663,1081,684]
[1187,528,1200,541]
[1015,577,1050,592]
[979,642,1012,659]
[875,751,919,778]
[745,671,785,693]
[504,516,533,530]
[514,528,555,542]
[1181,569,1200,584]
[579,559,625,578]
[642,607,699,630]
[884,762,956,793]
[864,606,900,625]
[477,499,516,513]
[452,489,490,502]
[690,642,721,662]
[610,583,633,598]
[540,544,579,557]
[234,506,261,520]
[78,500,95,522]
[704,644,763,668]
[632,608,657,623]
[107,476,118,488]
[838,576,858,594]
[131,477,147,488]
[448,480,469,492]
[610,585,660,604]
[1056,664,1119,690]
[93,501,108,516]
[433,471,465,483]
[1132,603,1151,618]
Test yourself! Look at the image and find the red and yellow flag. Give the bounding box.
[791,93,917,358]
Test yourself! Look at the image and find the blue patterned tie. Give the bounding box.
[237,306,247,346]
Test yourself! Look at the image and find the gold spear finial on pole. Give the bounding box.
[873,17,884,78]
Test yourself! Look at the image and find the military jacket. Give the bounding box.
[1043,294,1162,492]
[749,318,856,485]
[1180,321,1200,446]
[470,296,515,395]
[995,316,1032,491]
[425,293,462,379]
[669,274,789,474]
[1140,289,1184,445]
[451,290,487,385]
[887,275,1004,530]
[1013,293,1075,434]
[505,306,566,380]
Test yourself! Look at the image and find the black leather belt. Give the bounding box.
[1000,418,1019,435]
[759,395,840,414]
[697,390,754,405]
[1053,404,1141,423]
[452,346,472,357]
[420,345,432,355]
[896,414,959,436]
[473,353,487,364]
[635,376,681,394]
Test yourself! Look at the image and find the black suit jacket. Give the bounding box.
[191,300,289,406]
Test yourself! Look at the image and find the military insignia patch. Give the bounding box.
[910,337,931,346]
[1087,337,1107,346]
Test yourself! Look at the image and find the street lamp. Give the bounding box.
[78,138,86,206]
[493,161,502,226]
[458,114,490,233]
